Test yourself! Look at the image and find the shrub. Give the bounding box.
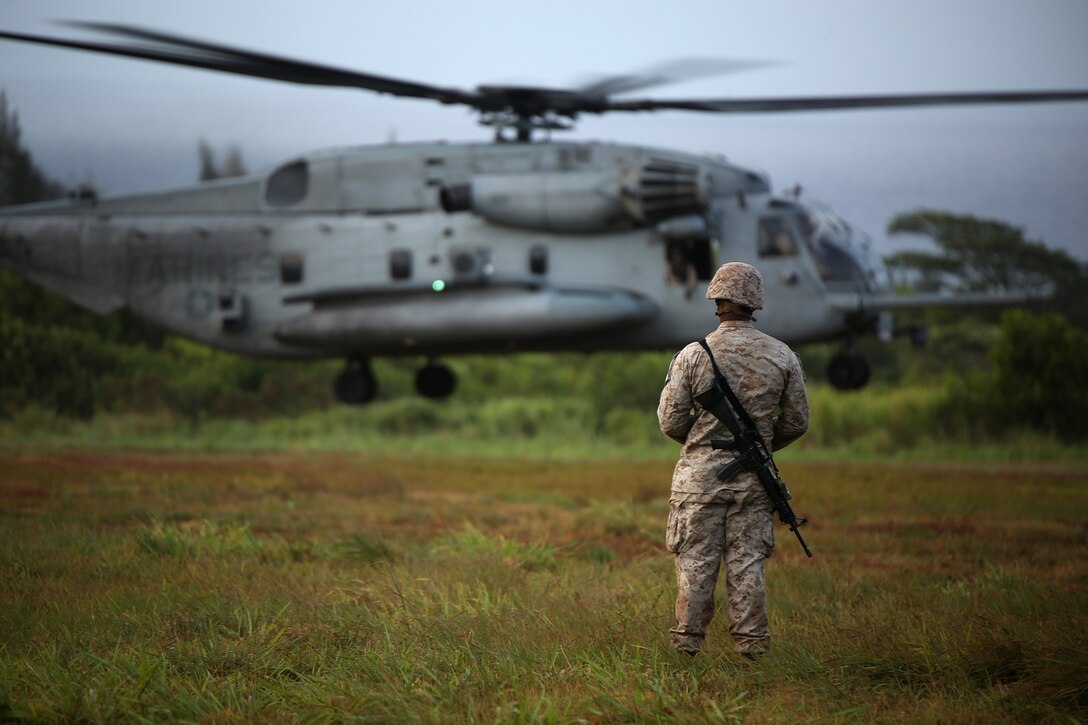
[942,310,1088,441]
[466,397,598,439]
[0,314,130,418]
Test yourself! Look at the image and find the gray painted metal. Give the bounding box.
[0,140,864,364]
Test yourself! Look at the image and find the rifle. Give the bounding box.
[693,339,813,558]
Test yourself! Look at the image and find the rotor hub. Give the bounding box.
[478,109,576,142]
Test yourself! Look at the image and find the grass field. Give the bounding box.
[1,451,1086,722]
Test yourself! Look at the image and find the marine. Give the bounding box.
[657,261,809,658]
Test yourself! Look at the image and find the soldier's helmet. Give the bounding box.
[705,262,764,309]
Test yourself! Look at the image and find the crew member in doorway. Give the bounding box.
[666,239,697,298]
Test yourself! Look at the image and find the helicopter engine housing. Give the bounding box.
[443,158,710,234]
[444,171,629,233]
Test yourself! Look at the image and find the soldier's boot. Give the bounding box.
[734,636,770,660]
[669,629,705,657]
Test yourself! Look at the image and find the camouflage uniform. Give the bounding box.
[658,318,808,656]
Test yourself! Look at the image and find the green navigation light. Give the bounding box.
[432,280,446,292]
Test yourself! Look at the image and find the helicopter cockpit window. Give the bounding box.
[390,249,413,280]
[811,237,867,284]
[794,211,869,284]
[757,217,799,257]
[265,160,309,208]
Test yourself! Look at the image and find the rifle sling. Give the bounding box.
[697,338,760,435]
[699,341,814,558]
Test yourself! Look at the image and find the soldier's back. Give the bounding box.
[689,320,803,449]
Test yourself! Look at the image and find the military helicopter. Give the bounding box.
[1,22,1085,402]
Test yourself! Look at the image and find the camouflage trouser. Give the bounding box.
[665,489,775,655]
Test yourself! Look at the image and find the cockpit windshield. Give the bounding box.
[758,198,887,292]
[809,235,869,284]
[793,204,883,291]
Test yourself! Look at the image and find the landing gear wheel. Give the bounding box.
[415,363,457,399]
[334,359,378,404]
[827,349,870,390]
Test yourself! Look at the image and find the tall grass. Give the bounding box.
[3,382,1085,462]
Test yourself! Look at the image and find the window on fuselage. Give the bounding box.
[265,160,309,208]
[390,249,413,280]
[757,217,799,257]
[528,245,548,275]
[279,253,304,284]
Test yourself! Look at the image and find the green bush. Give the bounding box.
[943,309,1088,441]
[465,397,598,439]
[0,314,134,418]
[600,407,662,445]
[366,397,449,436]
[803,384,946,451]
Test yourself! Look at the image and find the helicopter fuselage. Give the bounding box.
[0,140,883,388]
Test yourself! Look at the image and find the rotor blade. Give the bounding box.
[607,89,1088,113]
[7,23,1086,125]
[576,57,778,97]
[0,23,480,107]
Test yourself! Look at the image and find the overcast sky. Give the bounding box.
[2,0,1087,258]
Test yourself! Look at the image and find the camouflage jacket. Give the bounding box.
[657,320,809,495]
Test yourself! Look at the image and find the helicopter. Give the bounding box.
[1,22,1086,403]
